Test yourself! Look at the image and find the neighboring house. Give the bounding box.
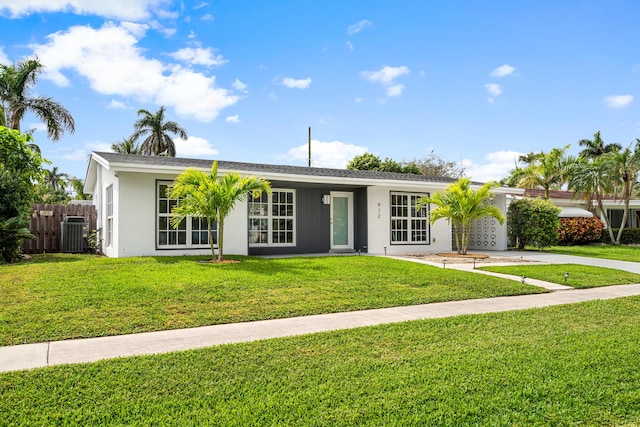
[523,189,640,228]
[84,152,517,258]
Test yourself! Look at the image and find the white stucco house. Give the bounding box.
[84,152,517,258]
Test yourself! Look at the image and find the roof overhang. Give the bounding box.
[85,152,523,193]
[558,207,594,218]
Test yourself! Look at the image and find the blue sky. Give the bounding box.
[1,0,640,182]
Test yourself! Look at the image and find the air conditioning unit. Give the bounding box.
[61,216,87,253]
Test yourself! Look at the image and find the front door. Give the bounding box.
[330,192,353,250]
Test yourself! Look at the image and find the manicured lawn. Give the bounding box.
[2,297,639,426]
[479,264,640,288]
[544,244,640,262]
[0,254,543,346]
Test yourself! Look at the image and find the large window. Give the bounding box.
[157,181,217,249]
[248,190,295,246]
[390,192,429,244]
[106,185,113,247]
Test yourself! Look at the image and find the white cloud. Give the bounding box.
[347,20,372,36]
[282,77,312,89]
[603,94,633,109]
[61,141,112,161]
[31,22,239,122]
[193,2,207,9]
[463,150,524,182]
[107,99,128,109]
[346,41,354,52]
[170,47,227,67]
[283,140,368,168]
[173,136,219,157]
[490,64,516,78]
[0,0,172,20]
[27,122,47,133]
[386,84,404,97]
[232,78,248,93]
[485,83,502,103]
[0,46,9,64]
[361,65,409,84]
[201,13,214,21]
[355,97,364,103]
[188,30,196,39]
[225,114,240,123]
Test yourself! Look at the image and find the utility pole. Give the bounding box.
[308,126,311,167]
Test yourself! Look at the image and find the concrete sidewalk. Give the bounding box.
[3,282,640,374]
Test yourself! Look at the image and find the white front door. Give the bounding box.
[330,192,353,250]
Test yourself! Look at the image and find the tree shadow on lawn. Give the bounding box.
[148,255,350,277]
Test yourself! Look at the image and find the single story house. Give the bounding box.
[84,152,518,258]
[523,189,640,228]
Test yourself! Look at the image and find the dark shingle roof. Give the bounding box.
[94,152,463,184]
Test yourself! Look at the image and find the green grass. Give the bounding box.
[479,264,640,288]
[0,254,544,346]
[2,297,640,426]
[544,244,640,262]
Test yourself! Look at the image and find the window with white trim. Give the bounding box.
[106,185,113,247]
[390,192,429,244]
[248,190,295,246]
[157,181,217,249]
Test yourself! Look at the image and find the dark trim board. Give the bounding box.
[248,185,368,256]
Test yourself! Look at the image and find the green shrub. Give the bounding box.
[0,126,44,263]
[558,217,604,245]
[0,216,34,263]
[600,228,640,244]
[508,197,560,249]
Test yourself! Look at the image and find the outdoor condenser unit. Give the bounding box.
[61,216,86,253]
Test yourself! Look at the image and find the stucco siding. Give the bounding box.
[366,186,452,255]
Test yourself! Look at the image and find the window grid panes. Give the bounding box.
[249,190,295,246]
[390,192,429,244]
[157,182,216,249]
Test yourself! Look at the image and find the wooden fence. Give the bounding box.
[22,203,97,254]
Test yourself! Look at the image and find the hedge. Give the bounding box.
[600,228,640,244]
[557,217,603,245]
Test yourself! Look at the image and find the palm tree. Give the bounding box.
[68,177,91,200]
[111,137,142,155]
[169,161,271,262]
[417,177,505,255]
[567,156,616,243]
[515,145,572,199]
[0,56,75,141]
[130,106,187,157]
[578,131,621,159]
[604,144,640,244]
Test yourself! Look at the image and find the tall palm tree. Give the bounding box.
[604,145,640,244]
[515,145,572,199]
[111,137,142,155]
[567,156,616,243]
[131,106,187,157]
[578,131,621,159]
[0,56,75,141]
[169,161,271,262]
[417,177,505,255]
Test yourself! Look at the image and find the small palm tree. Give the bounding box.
[111,137,142,155]
[418,177,505,255]
[604,144,640,244]
[567,156,616,243]
[131,106,187,157]
[169,161,271,262]
[0,56,75,141]
[516,145,572,199]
